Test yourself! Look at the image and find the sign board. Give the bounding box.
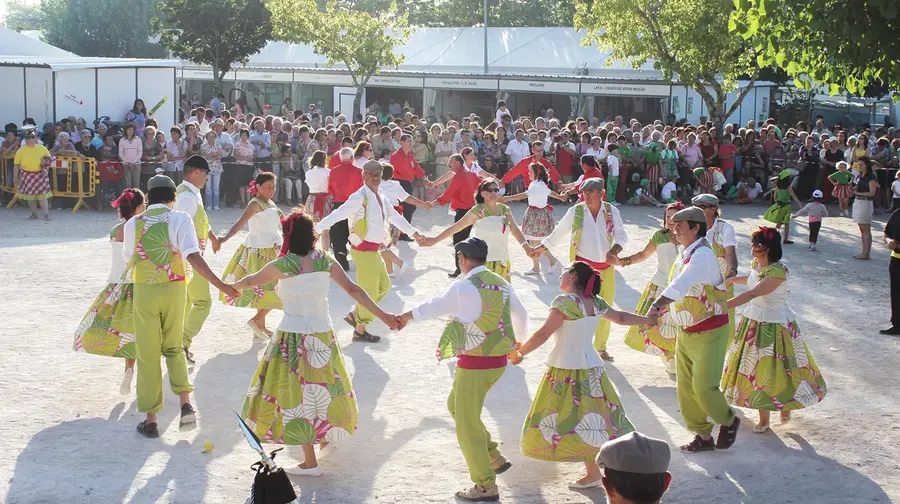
[367,75,424,89]
[235,69,293,83]
[182,68,236,81]
[294,72,353,86]
[424,76,498,91]
[581,82,671,97]
[499,79,580,94]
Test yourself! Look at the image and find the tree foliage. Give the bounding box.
[153,0,272,93]
[320,0,574,27]
[730,0,900,101]
[3,0,46,31]
[268,0,413,117]
[40,0,166,58]
[575,0,760,124]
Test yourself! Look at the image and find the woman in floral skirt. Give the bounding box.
[501,162,569,275]
[509,262,655,489]
[617,202,681,374]
[721,227,827,433]
[233,209,401,476]
[73,188,145,394]
[218,171,284,337]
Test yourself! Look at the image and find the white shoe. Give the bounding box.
[247,320,268,339]
[284,465,323,477]
[120,368,134,395]
[548,261,562,274]
[395,260,409,278]
[568,479,602,489]
[317,443,336,460]
[810,244,817,252]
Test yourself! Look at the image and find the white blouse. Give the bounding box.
[525,180,551,208]
[245,201,284,249]
[306,166,330,194]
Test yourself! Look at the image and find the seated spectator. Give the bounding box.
[597,432,671,504]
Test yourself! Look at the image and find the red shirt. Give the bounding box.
[328,154,342,168]
[556,145,575,176]
[502,156,561,188]
[389,148,426,181]
[328,161,363,203]
[437,169,479,210]
[718,144,737,170]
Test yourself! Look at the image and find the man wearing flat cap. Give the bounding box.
[692,193,739,336]
[123,174,238,438]
[529,176,627,361]
[315,160,425,343]
[399,236,528,502]
[648,206,740,453]
[598,432,672,504]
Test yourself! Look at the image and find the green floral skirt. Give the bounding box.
[721,317,827,411]
[241,329,358,445]
[521,366,634,462]
[220,244,283,309]
[73,282,136,358]
[623,282,677,359]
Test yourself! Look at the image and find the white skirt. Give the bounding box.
[852,198,874,224]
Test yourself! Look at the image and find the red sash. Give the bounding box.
[457,354,508,370]
[351,241,381,252]
[309,192,328,215]
[575,255,611,271]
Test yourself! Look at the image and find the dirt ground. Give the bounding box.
[1,199,897,504]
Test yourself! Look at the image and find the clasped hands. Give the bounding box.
[381,311,415,331]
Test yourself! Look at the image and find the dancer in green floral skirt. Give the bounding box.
[234,209,402,476]
[721,227,827,433]
[218,171,284,337]
[510,261,655,489]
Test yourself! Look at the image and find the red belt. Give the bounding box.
[394,205,403,214]
[575,255,611,271]
[310,192,328,214]
[457,354,508,370]
[351,241,381,252]
[684,314,729,333]
[528,204,552,212]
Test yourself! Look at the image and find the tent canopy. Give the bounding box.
[0,26,75,58]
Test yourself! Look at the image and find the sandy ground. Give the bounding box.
[1,199,898,504]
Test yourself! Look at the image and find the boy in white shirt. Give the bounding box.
[495,100,510,126]
[660,176,678,203]
[606,144,621,205]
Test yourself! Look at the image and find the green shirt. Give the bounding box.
[830,171,852,185]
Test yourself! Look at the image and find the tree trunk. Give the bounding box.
[353,85,364,122]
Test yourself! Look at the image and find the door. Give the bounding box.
[333,86,364,119]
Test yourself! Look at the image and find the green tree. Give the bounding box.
[268,0,413,117]
[575,0,760,124]
[3,0,46,31]
[40,0,166,58]
[323,0,574,27]
[152,0,272,94]
[730,0,900,100]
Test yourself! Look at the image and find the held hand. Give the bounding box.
[221,284,241,299]
[413,232,426,246]
[383,314,403,331]
[424,179,435,190]
[646,313,659,327]
[423,201,434,211]
[647,306,660,319]
[507,350,523,365]
[605,251,619,265]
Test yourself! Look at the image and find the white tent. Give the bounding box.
[0,26,75,58]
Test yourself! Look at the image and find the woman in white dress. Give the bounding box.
[218,171,285,337]
[304,150,332,250]
[502,162,568,275]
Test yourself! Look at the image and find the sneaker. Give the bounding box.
[284,465,323,477]
[213,206,220,211]
[810,244,817,252]
[120,368,134,395]
[455,484,499,502]
[568,478,602,489]
[490,453,512,475]
[179,403,197,428]
[879,326,900,335]
[136,420,159,438]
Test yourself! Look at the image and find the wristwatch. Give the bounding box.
[651,302,661,312]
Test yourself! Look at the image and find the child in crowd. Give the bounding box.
[97,133,125,204]
[736,175,763,204]
[627,178,664,207]
[661,139,680,181]
[718,134,737,183]
[660,175,678,203]
[827,161,853,216]
[793,189,828,251]
[763,170,803,244]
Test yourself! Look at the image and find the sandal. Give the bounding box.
[247,320,268,339]
[27,214,38,220]
[343,312,357,329]
[599,351,615,362]
[853,254,870,260]
[780,410,792,424]
[752,424,771,434]
[352,330,381,343]
[715,416,741,450]
[136,420,160,438]
[680,435,715,453]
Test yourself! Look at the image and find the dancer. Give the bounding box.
[501,162,568,275]
[304,149,332,250]
[327,147,364,271]
[510,262,654,488]
[500,140,562,192]
[314,160,426,343]
[175,155,220,363]
[379,162,433,277]
[426,178,528,281]
[721,227,827,433]
[827,161,853,216]
[617,203,681,373]
[218,171,285,338]
[762,170,802,244]
[692,194,739,337]
[74,188,145,394]
[792,189,828,251]
[529,178,627,361]
[431,154,480,277]
[398,237,528,502]
[236,209,401,476]
[123,174,237,438]
[647,207,740,453]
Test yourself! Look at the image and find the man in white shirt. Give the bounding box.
[504,129,530,167]
[399,237,527,503]
[174,156,221,363]
[529,178,627,361]
[315,160,426,342]
[647,207,739,453]
[124,174,237,438]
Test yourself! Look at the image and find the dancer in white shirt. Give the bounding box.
[379,162,432,277]
[304,150,332,250]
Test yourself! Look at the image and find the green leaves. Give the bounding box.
[39,0,166,58]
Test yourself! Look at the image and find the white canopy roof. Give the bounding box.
[0,26,75,58]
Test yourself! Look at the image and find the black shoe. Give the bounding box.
[783,240,795,245]
[183,346,195,364]
[448,270,461,278]
[398,235,414,242]
[680,435,715,453]
[879,326,900,335]
[180,403,197,428]
[715,416,741,450]
[137,420,159,438]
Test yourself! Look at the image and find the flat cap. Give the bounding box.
[454,236,488,260]
[362,160,384,173]
[580,178,605,192]
[598,432,671,475]
[147,174,176,190]
[184,154,210,173]
[691,193,719,206]
[671,206,706,224]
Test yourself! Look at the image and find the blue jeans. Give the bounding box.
[205,171,221,209]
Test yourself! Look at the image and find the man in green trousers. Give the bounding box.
[400,237,528,502]
[648,207,741,453]
[174,155,220,363]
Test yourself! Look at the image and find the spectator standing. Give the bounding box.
[141,126,164,190]
[881,206,900,335]
[852,157,877,260]
[233,129,256,208]
[505,129,530,168]
[165,126,187,185]
[250,119,272,173]
[13,131,53,220]
[125,99,147,138]
[390,134,427,234]
[118,124,143,189]
[797,136,821,199]
[200,130,224,210]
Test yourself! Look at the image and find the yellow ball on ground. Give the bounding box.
[202,441,214,453]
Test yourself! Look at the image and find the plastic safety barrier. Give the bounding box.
[5,155,99,214]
